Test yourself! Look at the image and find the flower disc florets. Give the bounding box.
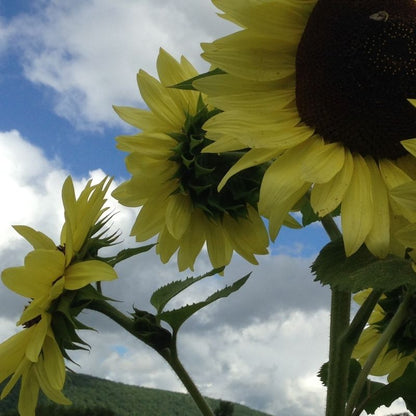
[169,98,266,221]
[296,0,416,159]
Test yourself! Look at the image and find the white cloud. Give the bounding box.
[5,0,235,130]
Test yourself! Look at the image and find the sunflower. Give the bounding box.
[196,0,416,258]
[1,175,117,322]
[0,312,70,416]
[112,48,273,270]
[352,289,416,381]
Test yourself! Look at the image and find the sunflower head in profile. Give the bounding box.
[197,0,416,258]
[353,288,416,381]
[112,49,271,271]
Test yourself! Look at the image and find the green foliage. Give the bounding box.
[215,400,234,416]
[150,268,224,314]
[0,373,271,416]
[311,238,416,292]
[171,68,226,90]
[159,273,251,332]
[100,243,156,267]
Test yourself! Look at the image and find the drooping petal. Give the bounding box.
[311,150,353,217]
[365,157,390,258]
[341,154,374,256]
[165,194,193,240]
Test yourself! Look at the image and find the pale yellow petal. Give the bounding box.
[64,260,117,290]
[311,150,353,217]
[341,155,373,256]
[364,157,390,258]
[177,210,206,271]
[205,219,233,268]
[18,364,39,416]
[25,314,50,363]
[300,139,345,183]
[156,227,180,263]
[165,194,193,239]
[12,226,56,250]
[218,148,280,190]
[401,138,416,158]
[130,198,167,241]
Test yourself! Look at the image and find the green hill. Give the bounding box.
[0,373,272,416]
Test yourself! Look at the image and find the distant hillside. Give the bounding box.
[0,373,272,416]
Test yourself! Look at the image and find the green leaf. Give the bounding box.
[300,199,320,226]
[159,273,250,332]
[363,361,416,414]
[311,239,416,292]
[318,359,384,402]
[102,244,156,267]
[150,267,224,314]
[170,68,226,91]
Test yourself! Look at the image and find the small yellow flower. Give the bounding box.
[0,313,70,416]
[197,0,416,258]
[112,48,270,270]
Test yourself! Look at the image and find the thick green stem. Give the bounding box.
[321,215,351,416]
[88,300,214,416]
[345,290,413,416]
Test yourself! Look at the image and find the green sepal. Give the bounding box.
[99,243,156,267]
[362,361,416,414]
[150,267,224,314]
[298,197,340,227]
[131,307,172,352]
[311,238,416,292]
[158,273,250,333]
[170,68,226,91]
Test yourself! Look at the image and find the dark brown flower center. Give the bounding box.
[296,0,416,160]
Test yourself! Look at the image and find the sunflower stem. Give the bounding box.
[345,290,413,416]
[321,215,351,416]
[164,333,215,416]
[87,300,214,416]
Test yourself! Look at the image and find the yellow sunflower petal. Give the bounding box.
[25,314,50,363]
[137,70,184,130]
[401,138,416,158]
[177,211,206,271]
[113,106,164,131]
[364,157,390,258]
[12,226,56,250]
[64,260,117,291]
[300,139,345,183]
[205,219,233,268]
[218,148,280,191]
[156,227,180,264]
[311,149,353,217]
[165,194,193,240]
[341,154,373,256]
[18,364,40,416]
[130,197,167,241]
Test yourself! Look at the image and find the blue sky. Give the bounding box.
[0,1,409,415]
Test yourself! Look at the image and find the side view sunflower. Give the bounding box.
[196,0,416,258]
[2,176,117,321]
[112,48,272,271]
[0,176,118,415]
[352,289,416,381]
[0,313,70,416]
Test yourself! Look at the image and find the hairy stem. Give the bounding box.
[88,300,214,416]
[321,215,351,416]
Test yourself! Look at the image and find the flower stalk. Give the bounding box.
[88,299,214,416]
[320,215,351,416]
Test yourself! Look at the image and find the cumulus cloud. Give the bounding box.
[4,0,234,129]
